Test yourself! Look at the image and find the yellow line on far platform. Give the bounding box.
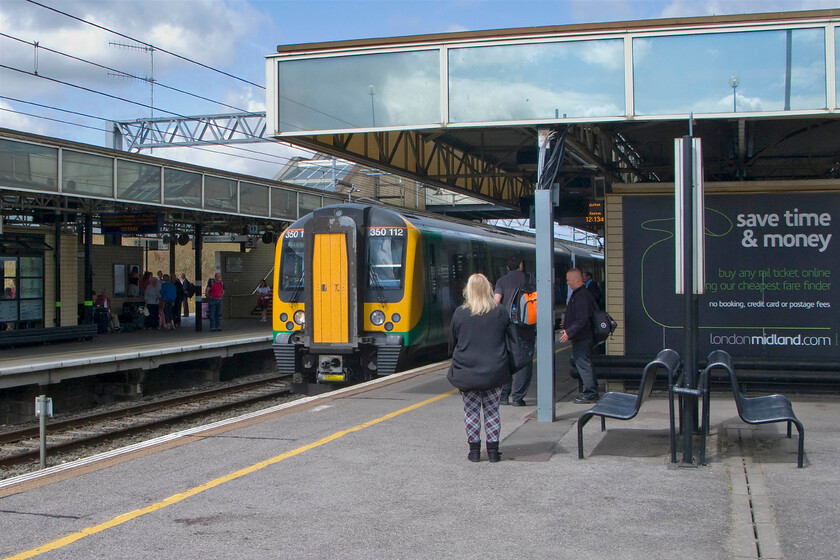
[4,389,459,560]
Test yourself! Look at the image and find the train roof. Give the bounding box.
[285,202,603,259]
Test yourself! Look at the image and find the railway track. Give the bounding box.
[0,375,295,471]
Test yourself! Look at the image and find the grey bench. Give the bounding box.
[702,349,805,468]
[577,348,682,459]
[0,324,98,348]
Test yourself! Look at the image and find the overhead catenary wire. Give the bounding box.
[0,66,312,167]
[0,32,262,116]
[25,0,264,90]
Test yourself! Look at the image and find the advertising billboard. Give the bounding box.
[622,192,837,360]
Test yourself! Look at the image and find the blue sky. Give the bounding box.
[0,0,836,178]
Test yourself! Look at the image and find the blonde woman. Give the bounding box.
[447,273,512,463]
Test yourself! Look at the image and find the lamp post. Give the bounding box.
[729,75,739,113]
[367,84,376,127]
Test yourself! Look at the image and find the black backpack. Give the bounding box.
[591,306,617,343]
[184,281,196,298]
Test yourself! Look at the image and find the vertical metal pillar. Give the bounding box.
[37,394,47,469]
[680,136,698,464]
[83,213,93,324]
[194,224,203,332]
[54,216,61,326]
[169,226,176,278]
[535,130,556,423]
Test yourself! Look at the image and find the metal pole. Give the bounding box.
[84,213,93,324]
[194,224,203,332]
[54,215,61,326]
[38,394,47,469]
[535,130,556,423]
[681,135,697,465]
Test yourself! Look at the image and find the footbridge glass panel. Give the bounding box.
[0,139,57,192]
[835,26,839,107]
[204,175,238,212]
[241,182,270,216]
[448,39,625,123]
[276,50,441,132]
[633,28,827,115]
[63,150,113,197]
[118,160,161,203]
[164,168,201,208]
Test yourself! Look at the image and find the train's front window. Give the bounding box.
[368,234,404,290]
[280,235,305,291]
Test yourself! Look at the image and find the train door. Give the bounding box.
[311,233,349,343]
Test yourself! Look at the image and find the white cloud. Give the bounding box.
[0,100,47,134]
[661,0,840,18]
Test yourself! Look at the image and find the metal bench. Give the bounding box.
[0,324,98,348]
[577,348,682,459]
[702,349,805,468]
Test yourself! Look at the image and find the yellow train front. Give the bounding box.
[272,202,602,393]
[272,204,425,392]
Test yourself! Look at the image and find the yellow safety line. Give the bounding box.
[4,389,459,560]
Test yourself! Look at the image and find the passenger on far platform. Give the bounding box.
[447,273,512,463]
[139,271,152,297]
[128,266,140,297]
[206,272,224,331]
[173,275,185,327]
[582,271,602,308]
[160,274,176,330]
[144,276,161,329]
[256,279,271,323]
[179,273,193,317]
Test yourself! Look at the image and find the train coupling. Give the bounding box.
[316,355,346,383]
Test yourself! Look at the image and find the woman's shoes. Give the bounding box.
[467,441,481,462]
[487,441,501,463]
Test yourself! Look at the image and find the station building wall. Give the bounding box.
[213,240,278,319]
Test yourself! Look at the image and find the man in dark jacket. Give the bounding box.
[493,256,535,406]
[559,268,599,403]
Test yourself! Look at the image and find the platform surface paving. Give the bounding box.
[0,364,837,560]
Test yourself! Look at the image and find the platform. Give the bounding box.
[0,357,836,560]
[0,317,273,390]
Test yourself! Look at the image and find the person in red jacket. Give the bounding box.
[206,272,224,331]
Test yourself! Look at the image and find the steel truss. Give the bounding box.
[112,113,268,151]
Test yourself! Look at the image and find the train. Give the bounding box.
[271,202,603,392]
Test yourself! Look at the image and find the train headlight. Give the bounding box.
[280,312,288,322]
[293,310,305,325]
[370,310,386,326]
[391,313,401,323]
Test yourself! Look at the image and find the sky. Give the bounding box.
[0,0,837,180]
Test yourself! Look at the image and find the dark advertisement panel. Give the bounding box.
[623,192,837,360]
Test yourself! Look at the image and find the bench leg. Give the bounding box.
[577,413,595,459]
[792,420,805,468]
[601,416,606,432]
[787,420,792,438]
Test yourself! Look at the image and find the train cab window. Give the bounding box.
[279,236,305,291]
[368,235,405,290]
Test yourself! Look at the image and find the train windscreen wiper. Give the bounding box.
[289,272,305,303]
[368,266,388,305]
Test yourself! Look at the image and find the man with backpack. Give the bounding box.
[494,256,536,406]
[559,268,599,404]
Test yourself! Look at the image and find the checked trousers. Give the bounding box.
[460,387,503,444]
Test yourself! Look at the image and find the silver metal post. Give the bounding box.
[535,130,556,422]
[38,395,47,469]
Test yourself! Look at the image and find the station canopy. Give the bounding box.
[265,9,840,215]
